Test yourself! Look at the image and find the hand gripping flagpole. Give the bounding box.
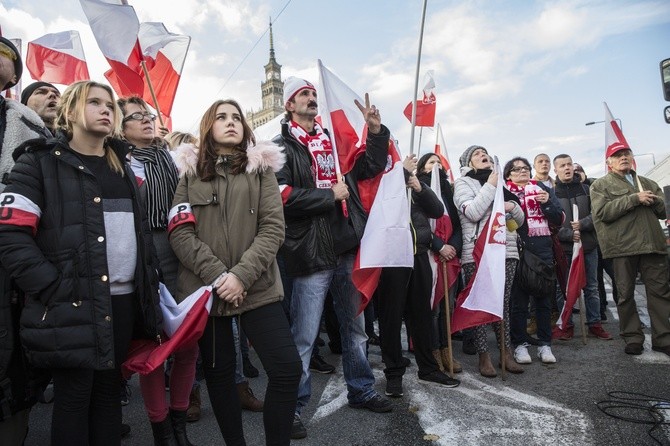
[317,59,348,218]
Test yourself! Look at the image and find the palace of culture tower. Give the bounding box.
[246,22,284,130]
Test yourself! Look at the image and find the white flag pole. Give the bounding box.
[408,0,428,156]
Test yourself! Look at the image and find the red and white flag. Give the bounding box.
[451,161,507,333]
[317,59,413,311]
[604,102,636,170]
[403,70,436,127]
[80,0,144,96]
[123,284,212,377]
[434,123,455,183]
[556,205,586,330]
[26,31,90,85]
[427,164,460,309]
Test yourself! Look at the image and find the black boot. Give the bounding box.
[151,417,178,446]
[170,408,196,446]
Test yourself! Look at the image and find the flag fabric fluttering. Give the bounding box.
[556,205,587,330]
[427,164,460,310]
[80,0,144,96]
[603,102,637,170]
[26,31,90,85]
[434,123,455,183]
[317,60,413,311]
[403,70,436,127]
[451,161,507,333]
[123,284,213,377]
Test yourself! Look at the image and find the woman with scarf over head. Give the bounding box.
[0,80,161,445]
[118,96,199,445]
[168,99,301,446]
[503,156,564,365]
[453,146,525,377]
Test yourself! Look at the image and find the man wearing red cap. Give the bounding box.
[590,147,670,357]
[274,76,392,439]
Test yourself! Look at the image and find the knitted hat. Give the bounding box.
[283,76,316,106]
[0,37,22,90]
[21,81,59,105]
[459,145,487,168]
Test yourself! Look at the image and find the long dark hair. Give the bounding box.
[197,99,255,181]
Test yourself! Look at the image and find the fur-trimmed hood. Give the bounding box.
[170,140,285,178]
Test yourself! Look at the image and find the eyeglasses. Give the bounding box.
[123,112,157,123]
[510,166,531,173]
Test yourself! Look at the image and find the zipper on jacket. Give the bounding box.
[42,307,48,321]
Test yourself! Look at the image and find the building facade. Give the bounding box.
[246,22,284,130]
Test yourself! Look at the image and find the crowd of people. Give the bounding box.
[0,36,669,446]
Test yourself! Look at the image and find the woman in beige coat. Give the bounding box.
[168,99,301,446]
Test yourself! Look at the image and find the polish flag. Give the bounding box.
[556,205,587,330]
[435,123,455,183]
[427,164,460,310]
[26,31,90,85]
[80,0,144,96]
[451,161,507,333]
[317,60,413,311]
[123,284,212,376]
[403,70,436,127]
[604,102,636,170]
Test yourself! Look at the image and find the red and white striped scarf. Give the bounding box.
[506,180,551,237]
[288,120,336,189]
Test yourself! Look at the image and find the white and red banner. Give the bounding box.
[403,70,436,127]
[317,59,413,311]
[26,31,90,85]
[427,164,460,310]
[451,161,507,333]
[80,0,144,96]
[435,123,455,183]
[604,102,637,170]
[556,204,586,330]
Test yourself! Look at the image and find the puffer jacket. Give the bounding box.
[453,169,525,265]
[591,171,666,259]
[554,176,597,253]
[273,118,390,276]
[168,141,286,317]
[0,134,161,370]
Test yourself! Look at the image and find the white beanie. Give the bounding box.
[283,77,316,106]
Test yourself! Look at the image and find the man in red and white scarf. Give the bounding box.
[274,77,393,439]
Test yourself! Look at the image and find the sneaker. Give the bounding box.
[537,345,557,364]
[291,414,307,440]
[120,380,131,406]
[552,325,574,341]
[309,354,335,374]
[514,344,532,364]
[349,393,394,413]
[418,370,460,388]
[588,324,613,340]
[385,376,403,398]
[242,355,260,378]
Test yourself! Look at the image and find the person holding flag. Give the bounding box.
[454,146,525,376]
[504,156,564,365]
[274,77,393,439]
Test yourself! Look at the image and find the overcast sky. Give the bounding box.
[2,0,669,178]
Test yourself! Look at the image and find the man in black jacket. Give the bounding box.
[274,77,392,439]
[553,154,612,341]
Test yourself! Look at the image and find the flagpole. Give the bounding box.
[442,263,454,378]
[499,321,506,381]
[572,203,587,345]
[417,127,423,157]
[141,60,165,128]
[408,0,428,156]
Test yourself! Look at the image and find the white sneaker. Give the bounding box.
[514,343,532,364]
[537,345,556,364]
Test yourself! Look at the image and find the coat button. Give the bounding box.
[71,301,82,307]
[94,197,101,203]
[78,166,85,170]
[54,151,61,155]
[98,236,105,242]
[101,275,108,282]
[105,315,111,322]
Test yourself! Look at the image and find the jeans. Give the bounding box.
[290,253,374,412]
[511,280,552,346]
[556,248,601,326]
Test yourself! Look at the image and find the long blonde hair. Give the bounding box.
[56,81,124,175]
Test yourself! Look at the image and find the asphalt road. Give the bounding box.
[25,281,670,445]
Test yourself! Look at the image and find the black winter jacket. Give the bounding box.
[0,134,161,370]
[407,172,444,255]
[554,177,597,253]
[274,119,390,276]
[416,170,463,256]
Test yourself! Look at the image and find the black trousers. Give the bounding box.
[377,252,439,379]
[50,293,135,446]
[199,302,301,446]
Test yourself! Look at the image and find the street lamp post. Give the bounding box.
[585,118,623,130]
[635,153,657,165]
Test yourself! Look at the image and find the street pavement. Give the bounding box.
[25,281,670,445]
